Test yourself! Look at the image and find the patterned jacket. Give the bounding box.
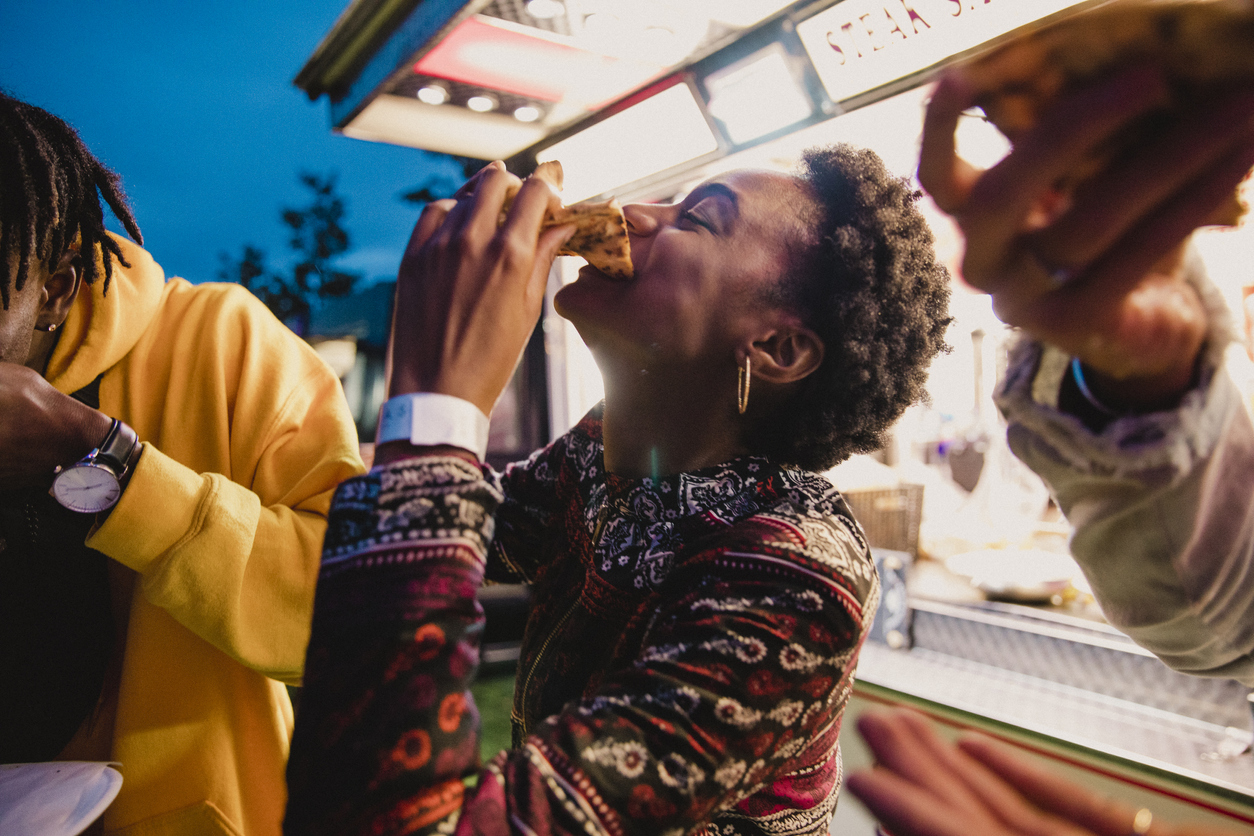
[285,409,879,836]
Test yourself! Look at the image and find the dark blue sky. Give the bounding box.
[1,0,465,287]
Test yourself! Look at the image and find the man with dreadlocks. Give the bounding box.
[0,91,363,834]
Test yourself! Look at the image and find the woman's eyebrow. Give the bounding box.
[686,182,740,230]
[689,182,740,213]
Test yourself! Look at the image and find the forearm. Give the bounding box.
[998,337,1254,683]
[88,441,361,682]
[285,457,498,836]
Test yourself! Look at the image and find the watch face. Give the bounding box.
[53,463,122,513]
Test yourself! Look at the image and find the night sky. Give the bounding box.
[1,0,465,288]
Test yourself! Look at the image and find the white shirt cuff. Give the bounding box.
[375,393,490,461]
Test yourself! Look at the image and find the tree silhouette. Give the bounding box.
[399,155,486,207]
[219,172,360,334]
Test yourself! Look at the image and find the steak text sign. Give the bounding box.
[797,0,1088,103]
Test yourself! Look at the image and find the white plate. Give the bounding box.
[0,762,122,836]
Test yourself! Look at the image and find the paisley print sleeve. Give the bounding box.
[285,457,499,836]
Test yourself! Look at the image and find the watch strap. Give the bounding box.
[94,418,142,479]
[376,393,490,461]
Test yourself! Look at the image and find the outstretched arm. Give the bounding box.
[921,65,1254,681]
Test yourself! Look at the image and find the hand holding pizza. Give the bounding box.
[386,161,575,417]
[920,56,1254,412]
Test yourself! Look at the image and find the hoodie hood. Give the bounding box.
[45,233,166,395]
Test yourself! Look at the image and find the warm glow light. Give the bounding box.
[537,82,718,202]
[467,94,497,112]
[346,94,547,159]
[416,84,449,105]
[704,45,812,145]
[525,0,565,19]
[513,105,541,122]
[414,16,664,108]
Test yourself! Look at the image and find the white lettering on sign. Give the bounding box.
[797,0,1089,103]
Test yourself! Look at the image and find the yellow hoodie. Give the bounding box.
[46,235,364,835]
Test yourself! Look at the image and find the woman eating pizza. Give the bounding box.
[283,144,952,836]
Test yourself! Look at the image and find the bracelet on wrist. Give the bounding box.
[375,393,490,461]
[1069,358,1122,418]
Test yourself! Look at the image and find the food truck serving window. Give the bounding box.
[536,81,718,203]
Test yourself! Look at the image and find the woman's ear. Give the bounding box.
[36,248,83,330]
[750,323,824,385]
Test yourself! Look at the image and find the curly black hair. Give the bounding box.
[751,143,952,471]
[0,90,141,309]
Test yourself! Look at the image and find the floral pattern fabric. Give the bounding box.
[285,408,878,836]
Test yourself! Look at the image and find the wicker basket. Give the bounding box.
[842,484,924,558]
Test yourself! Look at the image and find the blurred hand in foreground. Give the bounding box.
[386,160,574,416]
[846,708,1238,836]
[919,66,1254,410]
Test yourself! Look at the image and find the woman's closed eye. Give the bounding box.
[680,206,713,231]
[679,197,727,233]
[675,184,737,234]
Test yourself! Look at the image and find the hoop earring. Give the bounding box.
[34,321,60,333]
[737,355,751,414]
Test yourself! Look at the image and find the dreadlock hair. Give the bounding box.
[0,91,141,310]
[751,143,953,472]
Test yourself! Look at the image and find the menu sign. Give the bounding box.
[797,0,1089,103]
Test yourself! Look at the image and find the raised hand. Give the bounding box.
[919,65,1254,410]
[386,161,575,417]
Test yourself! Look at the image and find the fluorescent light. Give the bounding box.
[537,82,718,202]
[467,94,497,112]
[525,0,565,19]
[416,84,449,105]
[345,94,547,159]
[513,105,541,122]
[704,44,813,145]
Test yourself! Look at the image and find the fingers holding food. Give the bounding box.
[406,198,459,259]
[1027,88,1254,276]
[940,64,1173,297]
[918,72,983,215]
[919,0,1254,393]
[966,0,1254,227]
[452,159,506,200]
[498,159,634,281]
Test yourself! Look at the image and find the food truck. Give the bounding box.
[298,1,1254,830]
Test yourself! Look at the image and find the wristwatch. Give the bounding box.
[51,418,142,513]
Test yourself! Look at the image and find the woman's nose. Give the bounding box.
[623,202,665,237]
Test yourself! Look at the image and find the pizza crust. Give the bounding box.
[502,161,634,280]
[961,0,1254,225]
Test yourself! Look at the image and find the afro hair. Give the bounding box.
[751,143,952,471]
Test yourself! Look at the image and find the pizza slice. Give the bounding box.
[502,160,634,280]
